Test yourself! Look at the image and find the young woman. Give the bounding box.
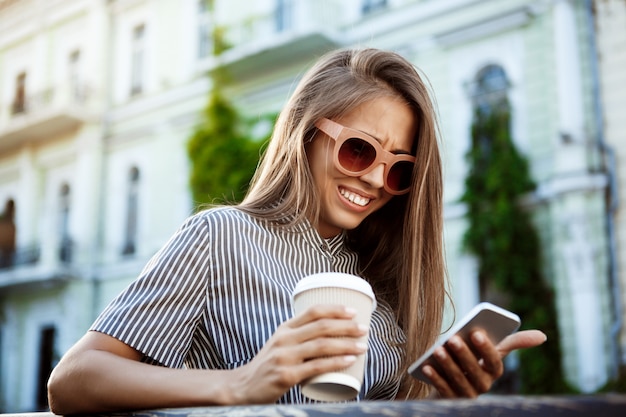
[47,48,545,414]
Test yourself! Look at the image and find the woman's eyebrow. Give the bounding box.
[354,128,412,155]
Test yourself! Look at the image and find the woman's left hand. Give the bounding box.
[422,329,547,398]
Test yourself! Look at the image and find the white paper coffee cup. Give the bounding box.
[292,272,376,402]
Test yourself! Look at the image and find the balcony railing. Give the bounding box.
[0,244,40,271]
[8,83,90,118]
[0,82,96,151]
[208,0,343,81]
[223,0,343,50]
[0,239,75,271]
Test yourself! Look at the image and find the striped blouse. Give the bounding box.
[91,206,406,402]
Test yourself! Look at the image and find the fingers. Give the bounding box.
[236,304,369,403]
[271,303,369,367]
[281,304,368,344]
[497,330,547,355]
[470,331,503,377]
[297,343,365,375]
[279,304,368,363]
[423,328,548,399]
[424,342,479,398]
[426,331,503,398]
[288,304,359,327]
[293,334,368,362]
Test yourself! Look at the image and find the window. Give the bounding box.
[0,199,16,268]
[130,24,146,96]
[12,72,27,115]
[58,184,72,263]
[470,64,510,115]
[465,65,512,180]
[68,49,83,102]
[197,0,212,59]
[362,0,387,14]
[35,326,56,411]
[122,167,140,255]
[275,0,293,32]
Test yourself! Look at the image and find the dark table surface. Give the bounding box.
[7,394,626,417]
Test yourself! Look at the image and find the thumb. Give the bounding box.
[497,330,547,357]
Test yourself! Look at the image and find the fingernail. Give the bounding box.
[448,336,461,350]
[422,366,432,377]
[356,342,368,352]
[435,348,446,360]
[345,307,357,315]
[344,355,357,363]
[358,324,369,333]
[473,332,485,345]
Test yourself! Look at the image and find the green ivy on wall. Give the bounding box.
[461,104,573,394]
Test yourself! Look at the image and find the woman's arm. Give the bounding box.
[47,304,368,415]
[47,331,236,414]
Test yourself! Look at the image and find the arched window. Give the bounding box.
[467,64,511,159]
[0,199,16,268]
[59,184,72,263]
[68,49,82,102]
[122,167,140,255]
[12,72,27,115]
[470,64,510,115]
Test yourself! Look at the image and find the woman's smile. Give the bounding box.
[339,186,373,208]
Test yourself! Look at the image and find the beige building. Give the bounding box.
[0,0,623,412]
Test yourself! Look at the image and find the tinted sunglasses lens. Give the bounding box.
[338,137,377,172]
[387,160,414,192]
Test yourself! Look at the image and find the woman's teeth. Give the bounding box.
[340,188,371,207]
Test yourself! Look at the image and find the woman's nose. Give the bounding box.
[359,163,386,190]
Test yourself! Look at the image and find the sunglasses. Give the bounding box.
[314,118,416,195]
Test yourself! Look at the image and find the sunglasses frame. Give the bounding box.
[314,118,416,195]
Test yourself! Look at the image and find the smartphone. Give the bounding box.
[408,302,521,383]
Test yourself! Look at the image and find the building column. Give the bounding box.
[552,0,609,392]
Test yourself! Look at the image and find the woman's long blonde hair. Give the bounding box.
[240,48,448,399]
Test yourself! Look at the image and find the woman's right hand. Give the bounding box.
[227,304,368,404]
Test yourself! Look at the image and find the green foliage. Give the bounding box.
[187,2,272,210]
[187,88,273,209]
[461,105,573,394]
[205,0,231,56]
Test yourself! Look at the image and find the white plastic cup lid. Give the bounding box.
[292,272,376,309]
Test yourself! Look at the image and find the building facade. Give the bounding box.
[594,0,626,379]
[0,0,623,412]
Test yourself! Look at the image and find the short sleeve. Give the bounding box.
[90,214,210,368]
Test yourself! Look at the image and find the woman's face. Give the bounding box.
[307,96,417,238]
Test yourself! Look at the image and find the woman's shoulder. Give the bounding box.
[182,205,300,237]
[185,205,271,230]
[189,205,253,223]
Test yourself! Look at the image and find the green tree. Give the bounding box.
[187,87,270,207]
[187,1,272,209]
[461,105,572,393]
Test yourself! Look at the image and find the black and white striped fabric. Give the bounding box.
[91,206,406,402]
